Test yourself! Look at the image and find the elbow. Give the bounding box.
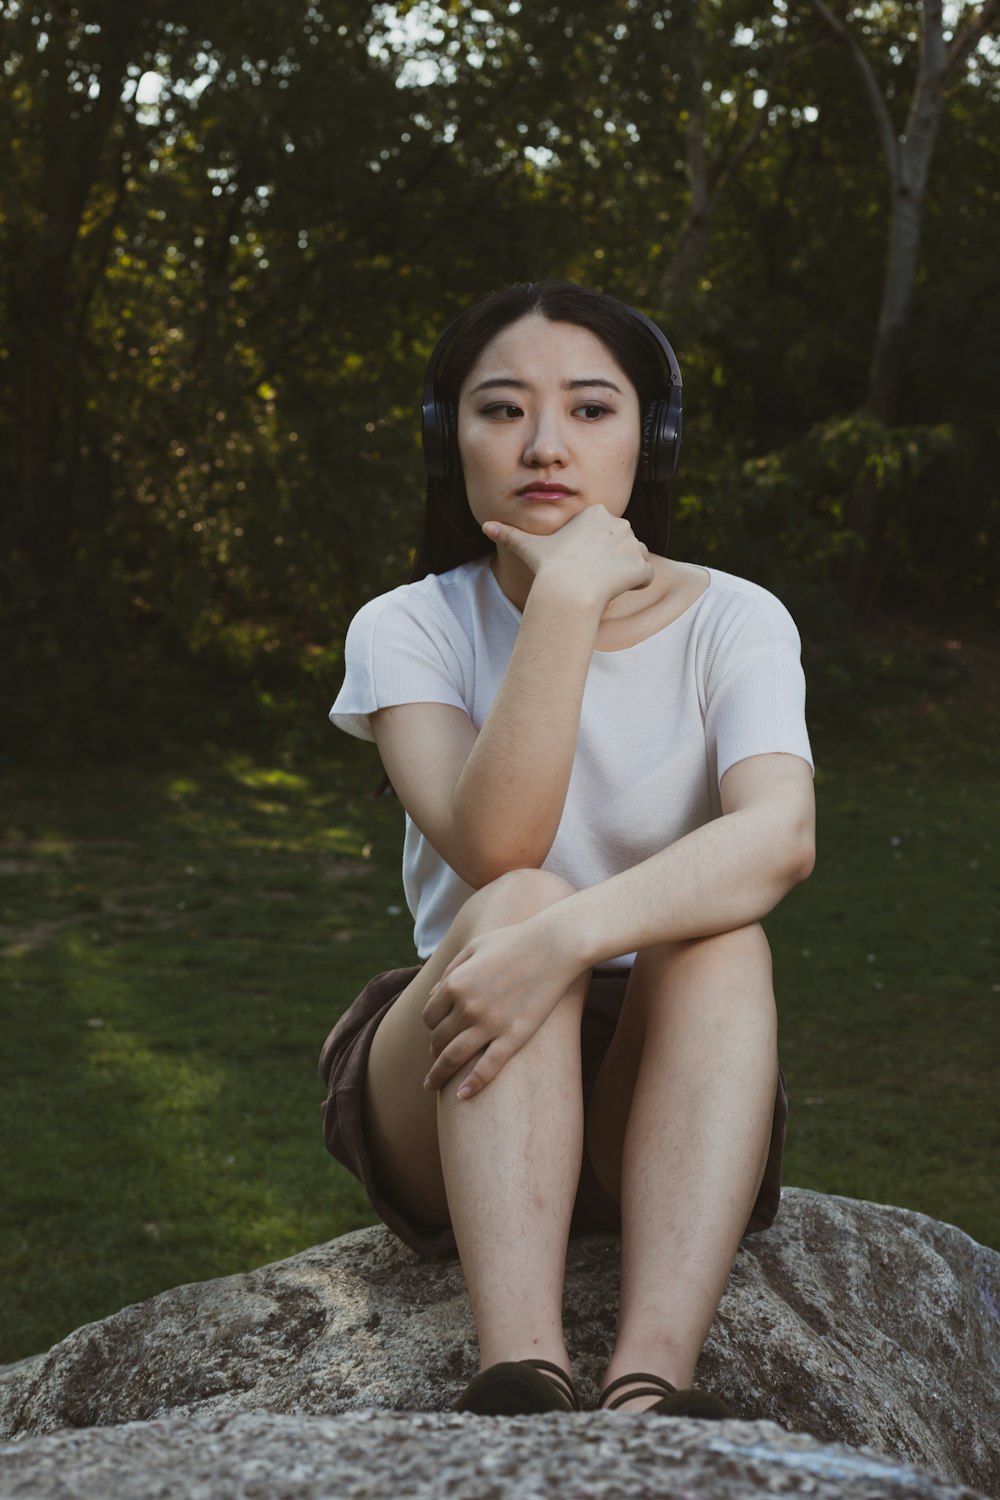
[464,848,548,890]
[789,823,816,886]
[445,796,555,889]
[795,837,816,885]
[443,825,542,889]
[765,817,814,898]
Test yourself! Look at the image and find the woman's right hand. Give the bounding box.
[421,909,587,1099]
[484,505,653,613]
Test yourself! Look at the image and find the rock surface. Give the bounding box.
[0,1409,989,1500]
[1,1190,997,1495]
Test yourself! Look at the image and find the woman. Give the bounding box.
[320,280,815,1418]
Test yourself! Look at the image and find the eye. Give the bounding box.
[482,402,523,420]
[574,403,611,420]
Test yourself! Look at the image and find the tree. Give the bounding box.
[807,0,1000,602]
[2,0,997,753]
[810,0,1000,422]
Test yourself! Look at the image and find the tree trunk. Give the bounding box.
[659,5,791,320]
[810,0,999,608]
[8,3,142,599]
[866,177,926,424]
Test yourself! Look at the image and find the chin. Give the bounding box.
[518,506,576,530]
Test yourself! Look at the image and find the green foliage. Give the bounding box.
[721,412,957,586]
[1,2,997,754]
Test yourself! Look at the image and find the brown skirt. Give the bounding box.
[319,965,787,1258]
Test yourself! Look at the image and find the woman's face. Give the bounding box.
[456,313,642,536]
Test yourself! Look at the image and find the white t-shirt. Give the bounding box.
[331,557,813,967]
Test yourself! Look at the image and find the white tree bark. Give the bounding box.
[810,0,1000,421]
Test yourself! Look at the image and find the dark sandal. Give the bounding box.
[455,1358,580,1415]
[598,1371,734,1420]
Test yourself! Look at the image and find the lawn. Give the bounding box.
[2,659,997,1364]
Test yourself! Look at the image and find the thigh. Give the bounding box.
[363,869,579,1235]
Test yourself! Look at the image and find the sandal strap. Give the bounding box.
[523,1358,580,1411]
[598,1371,678,1411]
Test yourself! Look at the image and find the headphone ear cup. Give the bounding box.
[421,395,454,480]
[662,383,683,480]
[640,388,683,483]
[639,402,659,483]
[445,401,458,476]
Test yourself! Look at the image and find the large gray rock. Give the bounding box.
[0,1409,989,1500]
[0,1190,997,1495]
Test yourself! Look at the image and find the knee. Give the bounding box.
[638,922,773,986]
[488,867,577,904]
[459,867,577,936]
[693,921,772,966]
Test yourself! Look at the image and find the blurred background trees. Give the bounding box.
[2,0,997,757]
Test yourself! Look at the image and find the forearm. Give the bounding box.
[543,800,815,968]
[450,577,603,883]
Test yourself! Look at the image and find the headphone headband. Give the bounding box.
[421,299,682,484]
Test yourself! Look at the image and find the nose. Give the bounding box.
[522,410,569,468]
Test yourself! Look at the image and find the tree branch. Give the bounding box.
[809,0,900,176]
[713,36,809,200]
[942,0,1000,84]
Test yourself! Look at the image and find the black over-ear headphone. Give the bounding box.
[421,302,683,485]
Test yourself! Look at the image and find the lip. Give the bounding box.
[515,483,576,499]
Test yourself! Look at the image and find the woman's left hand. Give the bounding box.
[421,917,586,1100]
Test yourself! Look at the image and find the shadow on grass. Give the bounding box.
[1,740,413,1361]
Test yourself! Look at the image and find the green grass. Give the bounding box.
[1,679,998,1364]
[1,739,416,1363]
[770,723,998,1238]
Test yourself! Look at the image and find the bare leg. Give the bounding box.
[363,869,588,1377]
[439,968,588,1371]
[585,924,777,1408]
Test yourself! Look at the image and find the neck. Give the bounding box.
[490,551,535,612]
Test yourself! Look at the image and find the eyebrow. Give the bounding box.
[468,375,624,395]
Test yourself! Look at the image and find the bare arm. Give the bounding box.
[423,752,815,1096]
[546,751,815,963]
[372,508,651,888]
[371,575,602,888]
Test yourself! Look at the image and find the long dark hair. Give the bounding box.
[410,280,674,582]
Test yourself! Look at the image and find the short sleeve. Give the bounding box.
[329,587,471,742]
[703,591,813,785]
